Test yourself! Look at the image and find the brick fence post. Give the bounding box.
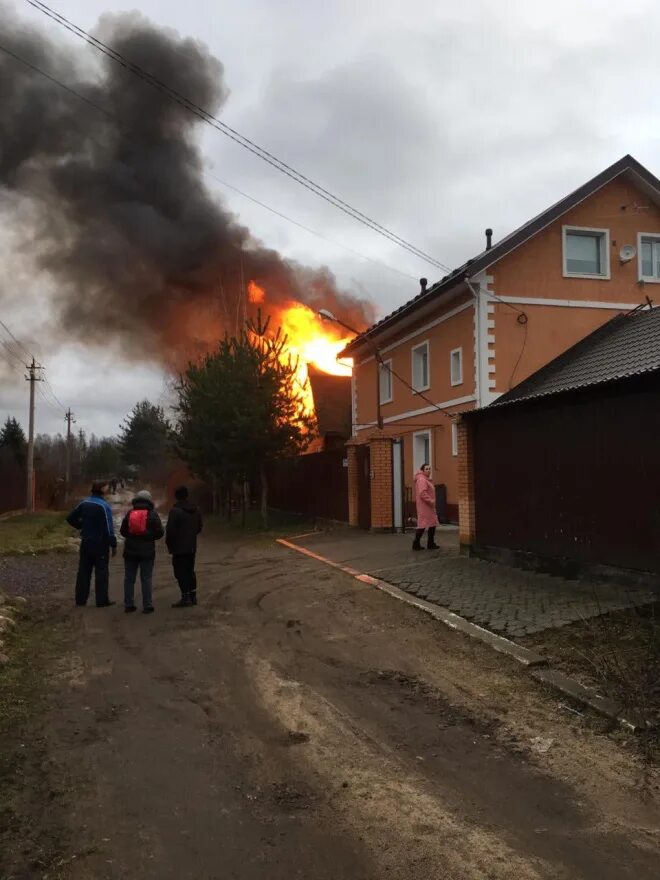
[457,417,476,553]
[369,434,393,530]
[346,442,359,527]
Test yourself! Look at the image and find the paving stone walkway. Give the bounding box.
[368,556,656,637]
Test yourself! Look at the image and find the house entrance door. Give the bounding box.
[356,445,371,529]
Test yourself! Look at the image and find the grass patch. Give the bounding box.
[205,508,315,536]
[0,512,73,556]
[0,604,69,878]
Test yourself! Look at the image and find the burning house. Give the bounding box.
[0,7,373,436]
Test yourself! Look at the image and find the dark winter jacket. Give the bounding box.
[166,500,203,556]
[119,497,164,559]
[67,495,117,549]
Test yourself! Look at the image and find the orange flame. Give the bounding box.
[248,280,265,304]
[277,301,353,417]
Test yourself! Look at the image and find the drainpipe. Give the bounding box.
[465,277,483,407]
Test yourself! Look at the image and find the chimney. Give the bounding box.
[485,228,493,250]
[420,277,428,293]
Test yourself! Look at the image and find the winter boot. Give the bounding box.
[189,590,197,606]
[172,593,192,608]
[412,529,424,551]
[426,527,439,550]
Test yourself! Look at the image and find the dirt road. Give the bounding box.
[5,534,660,879]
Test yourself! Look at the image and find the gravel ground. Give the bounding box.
[0,551,78,598]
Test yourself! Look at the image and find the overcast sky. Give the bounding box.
[2,0,660,437]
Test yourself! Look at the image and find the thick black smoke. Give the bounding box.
[0,4,374,363]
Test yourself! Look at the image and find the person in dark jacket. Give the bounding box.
[66,481,117,607]
[166,486,203,608]
[119,490,164,614]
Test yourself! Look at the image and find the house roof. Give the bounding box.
[307,366,352,438]
[341,154,660,356]
[483,305,660,410]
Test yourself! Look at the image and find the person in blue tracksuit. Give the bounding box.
[66,481,117,607]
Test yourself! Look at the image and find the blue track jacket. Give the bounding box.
[66,495,117,549]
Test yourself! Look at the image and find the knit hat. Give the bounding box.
[134,489,153,502]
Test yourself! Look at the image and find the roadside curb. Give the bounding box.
[276,537,643,730]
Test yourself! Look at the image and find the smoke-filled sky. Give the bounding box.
[2,0,660,436]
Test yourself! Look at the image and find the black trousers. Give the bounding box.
[76,539,110,606]
[172,553,197,595]
[413,527,436,548]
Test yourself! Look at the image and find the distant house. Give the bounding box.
[306,366,352,452]
[458,306,660,578]
[340,155,660,530]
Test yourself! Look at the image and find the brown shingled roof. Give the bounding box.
[341,155,660,357]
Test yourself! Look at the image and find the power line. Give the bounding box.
[0,336,27,368]
[0,318,34,361]
[41,374,68,413]
[22,0,453,273]
[208,175,418,281]
[0,39,419,286]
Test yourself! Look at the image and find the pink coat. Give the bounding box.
[414,470,439,529]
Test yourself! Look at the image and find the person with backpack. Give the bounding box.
[166,485,203,608]
[66,481,117,607]
[119,490,164,614]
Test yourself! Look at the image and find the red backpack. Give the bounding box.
[127,509,148,536]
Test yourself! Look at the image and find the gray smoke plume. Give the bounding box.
[0,3,374,364]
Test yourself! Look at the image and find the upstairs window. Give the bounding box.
[450,348,463,387]
[563,226,610,279]
[639,234,660,282]
[411,341,430,392]
[379,359,393,404]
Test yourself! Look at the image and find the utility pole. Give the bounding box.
[64,408,76,503]
[25,358,42,513]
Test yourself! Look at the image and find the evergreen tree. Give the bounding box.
[0,416,27,465]
[118,400,171,482]
[175,316,316,527]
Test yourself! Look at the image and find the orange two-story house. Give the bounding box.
[341,155,660,530]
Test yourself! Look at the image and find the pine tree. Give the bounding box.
[0,416,27,465]
[174,315,316,527]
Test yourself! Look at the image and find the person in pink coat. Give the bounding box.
[412,464,440,550]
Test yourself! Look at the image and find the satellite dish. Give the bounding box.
[619,244,636,263]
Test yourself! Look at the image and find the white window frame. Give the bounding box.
[413,430,432,473]
[562,225,611,280]
[451,421,458,457]
[450,347,463,387]
[637,232,660,284]
[411,340,430,393]
[379,358,393,404]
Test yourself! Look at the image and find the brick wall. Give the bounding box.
[346,443,359,527]
[369,435,393,529]
[457,418,475,550]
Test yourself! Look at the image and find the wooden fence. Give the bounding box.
[266,448,349,522]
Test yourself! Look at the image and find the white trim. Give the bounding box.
[495,295,642,310]
[471,271,496,408]
[488,363,496,373]
[354,393,476,431]
[451,421,458,457]
[383,394,476,425]
[411,339,431,393]
[450,347,463,387]
[412,430,432,473]
[562,225,611,280]
[349,283,470,361]
[359,299,472,361]
[637,231,660,284]
[488,378,497,390]
[379,358,393,404]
